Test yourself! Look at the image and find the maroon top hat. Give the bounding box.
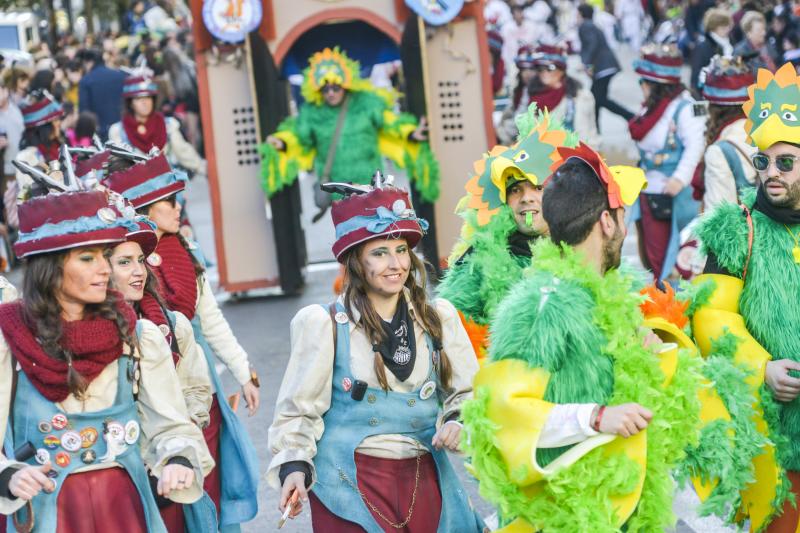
[532,44,568,70]
[21,94,63,129]
[15,190,131,258]
[634,44,683,84]
[331,186,428,262]
[123,218,158,257]
[102,154,187,208]
[75,150,111,180]
[122,75,159,99]
[701,56,754,106]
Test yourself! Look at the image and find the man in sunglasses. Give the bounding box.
[263,48,433,223]
[692,62,800,531]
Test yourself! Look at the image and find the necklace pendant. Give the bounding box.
[793,246,800,264]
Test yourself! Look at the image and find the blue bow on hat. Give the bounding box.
[335,206,429,239]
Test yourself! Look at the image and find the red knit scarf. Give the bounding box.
[122,112,168,154]
[152,234,198,320]
[0,298,137,402]
[627,88,684,141]
[37,141,60,163]
[138,292,179,365]
[531,84,567,113]
[690,114,744,201]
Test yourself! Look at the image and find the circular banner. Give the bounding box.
[202,0,263,44]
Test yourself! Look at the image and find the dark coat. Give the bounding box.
[578,20,620,79]
[78,64,127,140]
[689,33,725,96]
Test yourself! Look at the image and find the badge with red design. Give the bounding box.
[342,377,352,392]
[51,413,68,430]
[55,452,71,468]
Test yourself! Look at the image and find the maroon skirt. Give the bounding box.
[639,194,672,280]
[159,499,185,533]
[202,394,223,515]
[55,467,147,533]
[309,452,442,533]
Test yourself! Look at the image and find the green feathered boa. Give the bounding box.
[462,240,702,532]
[437,206,529,325]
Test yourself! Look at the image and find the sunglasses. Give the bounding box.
[752,153,800,173]
[321,84,343,95]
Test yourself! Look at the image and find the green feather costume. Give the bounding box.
[258,48,439,201]
[461,239,703,532]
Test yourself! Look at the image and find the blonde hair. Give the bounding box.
[741,11,766,35]
[703,8,732,34]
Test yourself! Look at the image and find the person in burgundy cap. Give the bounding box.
[0,185,211,532]
[269,177,484,532]
[108,74,205,178]
[627,43,706,283]
[105,214,215,533]
[102,151,260,529]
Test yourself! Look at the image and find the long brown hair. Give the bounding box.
[22,250,136,398]
[341,242,453,392]
[705,104,744,146]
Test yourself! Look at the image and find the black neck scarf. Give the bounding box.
[507,231,537,258]
[374,297,416,382]
[754,185,800,225]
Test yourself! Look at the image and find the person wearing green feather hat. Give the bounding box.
[437,105,575,364]
[459,142,714,532]
[261,47,437,221]
[691,61,800,532]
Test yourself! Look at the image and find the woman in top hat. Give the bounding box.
[106,216,214,532]
[527,44,600,146]
[108,75,205,177]
[9,91,65,229]
[102,152,260,528]
[498,46,538,144]
[692,55,757,211]
[628,43,706,283]
[269,179,484,532]
[0,186,212,532]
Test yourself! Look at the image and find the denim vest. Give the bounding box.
[9,353,164,532]
[312,302,483,533]
[635,99,701,281]
[188,242,260,530]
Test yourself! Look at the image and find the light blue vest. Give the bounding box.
[312,302,484,533]
[633,99,701,281]
[9,353,164,532]
[187,241,260,530]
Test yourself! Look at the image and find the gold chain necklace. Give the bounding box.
[338,450,422,528]
[784,225,800,264]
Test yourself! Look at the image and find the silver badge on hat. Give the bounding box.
[97,207,117,224]
[391,199,406,216]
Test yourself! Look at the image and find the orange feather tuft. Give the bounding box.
[639,284,689,330]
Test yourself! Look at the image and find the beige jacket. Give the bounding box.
[702,118,757,211]
[0,319,215,514]
[267,294,478,489]
[108,117,205,174]
[195,276,251,386]
[172,310,213,428]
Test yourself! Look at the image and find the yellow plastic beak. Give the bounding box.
[750,113,800,151]
[609,165,648,207]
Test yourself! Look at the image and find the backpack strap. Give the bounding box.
[717,140,750,194]
[740,204,754,283]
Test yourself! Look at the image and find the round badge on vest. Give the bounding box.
[147,252,163,267]
[105,421,125,444]
[35,448,50,465]
[124,421,140,445]
[158,324,171,337]
[55,452,71,468]
[342,377,352,392]
[80,427,99,448]
[335,312,349,324]
[43,435,60,450]
[51,413,68,430]
[60,431,82,453]
[419,381,437,400]
[81,449,97,465]
[38,421,52,433]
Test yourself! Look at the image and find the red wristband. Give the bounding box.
[592,405,606,432]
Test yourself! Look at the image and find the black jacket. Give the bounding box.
[578,20,620,79]
[689,33,725,97]
[78,64,127,140]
